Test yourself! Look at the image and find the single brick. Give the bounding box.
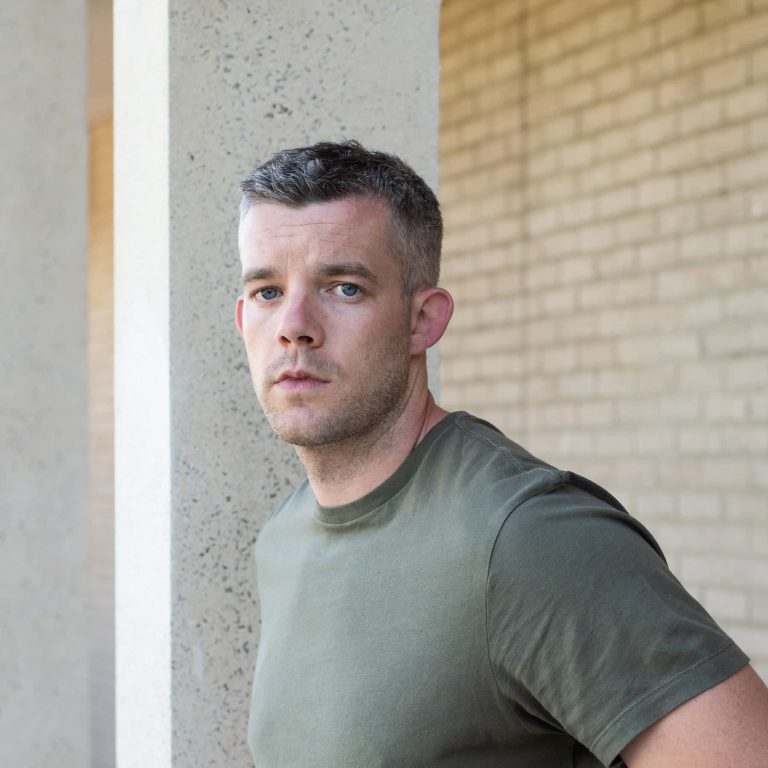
[541,0,584,33]
[638,0,678,22]
[725,84,768,121]
[679,493,721,520]
[704,588,750,620]
[659,71,701,109]
[615,23,656,61]
[578,39,615,77]
[677,97,724,135]
[598,63,633,98]
[697,124,748,162]
[705,394,748,422]
[679,29,726,68]
[560,17,593,52]
[727,356,768,389]
[702,55,748,95]
[635,47,682,83]
[703,0,750,30]
[726,150,768,187]
[659,6,700,47]
[726,12,768,53]
[557,371,598,399]
[614,87,657,124]
[656,202,699,236]
[638,176,678,208]
[632,115,678,153]
[580,101,614,135]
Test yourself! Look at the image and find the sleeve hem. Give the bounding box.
[591,641,750,767]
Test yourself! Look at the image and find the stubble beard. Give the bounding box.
[256,324,412,452]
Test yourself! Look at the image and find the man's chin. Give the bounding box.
[263,409,338,448]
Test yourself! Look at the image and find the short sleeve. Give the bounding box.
[486,480,749,767]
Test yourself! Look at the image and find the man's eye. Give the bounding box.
[333,283,359,298]
[254,287,280,301]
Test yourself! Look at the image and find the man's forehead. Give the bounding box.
[237,197,398,272]
[238,196,401,278]
[239,196,391,237]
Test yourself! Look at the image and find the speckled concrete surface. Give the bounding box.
[115,1,440,765]
[0,2,89,766]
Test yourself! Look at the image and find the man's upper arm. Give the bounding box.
[621,664,768,767]
[487,482,751,764]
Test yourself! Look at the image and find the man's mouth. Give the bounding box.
[274,370,330,391]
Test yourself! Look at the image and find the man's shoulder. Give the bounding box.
[444,411,627,509]
[396,411,577,534]
[439,411,561,476]
[262,478,312,526]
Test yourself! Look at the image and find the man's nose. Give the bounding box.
[276,292,323,348]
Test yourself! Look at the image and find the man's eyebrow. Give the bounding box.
[242,267,278,285]
[241,262,381,286]
[318,262,380,285]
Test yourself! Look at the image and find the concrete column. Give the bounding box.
[114,1,440,765]
[0,2,89,768]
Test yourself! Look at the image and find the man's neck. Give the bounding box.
[296,384,448,507]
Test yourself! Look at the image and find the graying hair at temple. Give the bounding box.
[239,140,442,295]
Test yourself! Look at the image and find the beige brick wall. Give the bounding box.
[88,114,114,768]
[440,0,768,678]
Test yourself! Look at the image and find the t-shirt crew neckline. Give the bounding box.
[314,411,464,526]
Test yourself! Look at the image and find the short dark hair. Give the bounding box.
[239,140,442,295]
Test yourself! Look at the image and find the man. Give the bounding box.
[235,140,768,767]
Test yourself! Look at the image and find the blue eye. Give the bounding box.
[335,283,359,297]
[257,287,280,301]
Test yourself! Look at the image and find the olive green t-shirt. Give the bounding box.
[249,412,748,767]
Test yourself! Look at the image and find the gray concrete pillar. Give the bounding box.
[114,0,440,765]
[0,2,89,767]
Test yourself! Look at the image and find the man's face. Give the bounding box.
[236,196,414,447]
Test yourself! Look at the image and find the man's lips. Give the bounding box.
[274,370,330,391]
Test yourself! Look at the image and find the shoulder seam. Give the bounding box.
[454,414,563,482]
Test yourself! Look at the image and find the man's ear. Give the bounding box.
[235,295,244,337]
[409,287,454,355]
